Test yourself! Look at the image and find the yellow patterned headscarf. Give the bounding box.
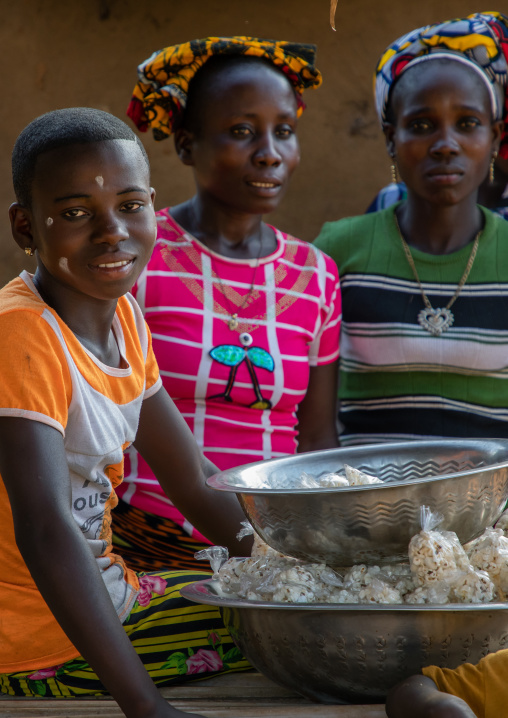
[374,12,508,158]
[127,36,322,141]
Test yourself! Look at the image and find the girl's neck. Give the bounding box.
[396,197,484,255]
[170,195,277,260]
[32,267,120,365]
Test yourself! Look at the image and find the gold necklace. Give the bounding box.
[394,215,481,336]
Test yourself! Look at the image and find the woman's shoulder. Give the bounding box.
[155,206,186,242]
[273,228,336,271]
[313,208,395,261]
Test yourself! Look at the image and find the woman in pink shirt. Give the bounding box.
[115,37,341,570]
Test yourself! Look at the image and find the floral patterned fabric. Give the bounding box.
[374,11,508,159]
[127,36,322,139]
[0,571,249,697]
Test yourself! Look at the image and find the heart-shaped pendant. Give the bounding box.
[417,307,454,336]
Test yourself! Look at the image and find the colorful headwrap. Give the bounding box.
[127,36,322,141]
[374,11,508,159]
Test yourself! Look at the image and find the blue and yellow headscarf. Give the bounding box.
[374,11,508,159]
[127,36,322,141]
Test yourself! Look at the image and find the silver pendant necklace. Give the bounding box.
[213,237,264,340]
[394,215,481,337]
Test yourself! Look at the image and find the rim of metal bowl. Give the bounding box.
[181,578,508,612]
[206,439,508,494]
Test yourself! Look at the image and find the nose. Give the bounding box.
[252,132,282,167]
[91,211,129,245]
[429,125,460,157]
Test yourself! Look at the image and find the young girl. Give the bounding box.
[0,107,250,717]
[315,11,508,446]
[114,37,341,571]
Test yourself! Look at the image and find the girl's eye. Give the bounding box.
[62,208,87,219]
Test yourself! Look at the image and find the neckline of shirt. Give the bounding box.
[20,270,132,376]
[161,208,286,266]
[386,204,494,266]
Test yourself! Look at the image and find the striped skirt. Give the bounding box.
[0,570,250,697]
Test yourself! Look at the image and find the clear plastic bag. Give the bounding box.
[194,546,229,576]
[467,527,508,599]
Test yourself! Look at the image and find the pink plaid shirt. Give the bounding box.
[119,209,341,539]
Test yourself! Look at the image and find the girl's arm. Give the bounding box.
[295,361,339,453]
[0,417,197,718]
[385,675,477,718]
[133,387,252,556]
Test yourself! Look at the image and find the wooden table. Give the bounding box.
[0,672,386,717]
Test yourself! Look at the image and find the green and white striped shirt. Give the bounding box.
[314,205,508,445]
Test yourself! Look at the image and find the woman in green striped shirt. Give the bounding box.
[315,12,508,446]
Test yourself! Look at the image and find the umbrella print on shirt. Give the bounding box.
[208,332,274,409]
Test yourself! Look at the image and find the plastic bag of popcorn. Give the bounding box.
[344,464,383,486]
[195,545,229,576]
[467,527,508,598]
[317,472,349,488]
[404,583,451,604]
[408,506,469,590]
[450,567,495,603]
[358,577,404,604]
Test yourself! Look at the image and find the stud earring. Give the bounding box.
[390,157,398,184]
[24,247,34,256]
[490,152,498,184]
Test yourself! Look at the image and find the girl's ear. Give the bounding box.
[9,203,35,253]
[174,129,195,166]
[383,122,396,159]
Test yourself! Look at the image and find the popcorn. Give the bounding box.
[405,584,450,604]
[256,465,382,490]
[408,507,470,588]
[344,465,383,486]
[251,531,286,559]
[358,577,403,604]
[317,472,349,488]
[272,584,316,603]
[325,587,361,603]
[212,505,508,607]
[467,527,508,597]
[494,509,508,535]
[450,568,495,604]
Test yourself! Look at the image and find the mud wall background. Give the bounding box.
[0,0,484,287]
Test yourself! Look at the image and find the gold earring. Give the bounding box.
[390,159,398,184]
[24,247,34,256]
[490,152,498,184]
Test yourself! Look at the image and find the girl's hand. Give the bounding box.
[385,675,477,718]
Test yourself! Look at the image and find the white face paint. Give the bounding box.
[95,175,104,187]
[58,257,70,272]
[46,217,54,227]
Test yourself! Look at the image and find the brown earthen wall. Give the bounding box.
[0,0,486,287]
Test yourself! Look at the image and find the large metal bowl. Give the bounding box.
[207,439,508,566]
[182,577,508,703]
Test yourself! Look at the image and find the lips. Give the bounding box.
[247,180,281,189]
[245,177,283,197]
[97,259,132,269]
[425,167,465,185]
[89,254,135,272]
[426,166,464,177]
